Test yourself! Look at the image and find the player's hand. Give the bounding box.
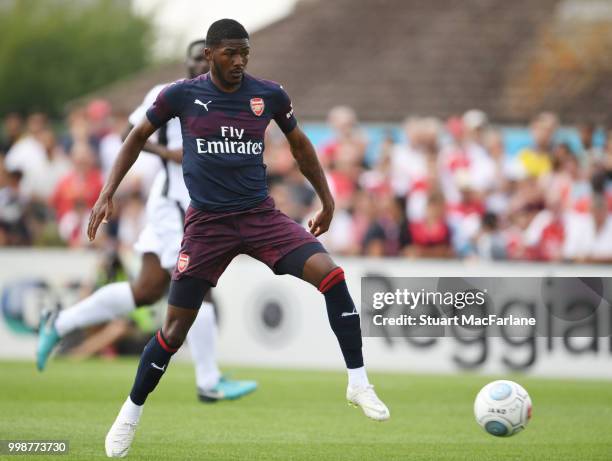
[308,206,334,237]
[87,193,114,241]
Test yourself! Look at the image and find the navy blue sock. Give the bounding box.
[319,268,364,369]
[129,330,178,405]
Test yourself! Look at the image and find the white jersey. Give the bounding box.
[129,83,190,210]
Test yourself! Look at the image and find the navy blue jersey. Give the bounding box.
[146,73,297,212]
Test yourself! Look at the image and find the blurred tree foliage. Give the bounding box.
[0,0,153,117]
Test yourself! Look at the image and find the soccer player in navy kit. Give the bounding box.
[89,19,389,457]
[36,39,257,403]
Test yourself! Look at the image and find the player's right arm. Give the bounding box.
[87,118,157,241]
[122,123,183,164]
[88,80,187,240]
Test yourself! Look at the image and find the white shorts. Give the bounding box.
[134,170,184,271]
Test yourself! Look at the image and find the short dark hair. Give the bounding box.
[206,19,249,46]
[187,39,206,56]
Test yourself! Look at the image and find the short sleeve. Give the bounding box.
[146,80,187,128]
[129,84,164,126]
[273,85,297,134]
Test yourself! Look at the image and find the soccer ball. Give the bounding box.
[474,380,532,437]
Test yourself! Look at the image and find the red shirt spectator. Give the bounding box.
[539,219,564,261]
[409,220,450,247]
[51,142,103,219]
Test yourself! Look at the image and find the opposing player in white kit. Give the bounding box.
[37,39,257,402]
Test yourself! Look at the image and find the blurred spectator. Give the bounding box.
[327,142,363,209]
[393,118,440,221]
[3,113,48,199]
[0,113,24,155]
[318,189,375,256]
[578,121,603,170]
[22,128,71,201]
[405,190,452,258]
[116,192,146,251]
[51,142,103,220]
[320,105,368,169]
[58,199,90,247]
[315,189,372,256]
[389,117,427,199]
[0,166,29,245]
[360,130,394,194]
[588,197,612,261]
[446,186,485,257]
[99,110,160,195]
[362,192,407,256]
[86,99,113,145]
[438,110,495,205]
[270,182,305,223]
[61,107,98,156]
[482,128,521,218]
[522,198,564,262]
[266,125,316,222]
[517,112,558,178]
[475,212,507,260]
[564,195,611,262]
[99,111,129,178]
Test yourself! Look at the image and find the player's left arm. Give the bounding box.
[273,85,334,236]
[285,126,335,236]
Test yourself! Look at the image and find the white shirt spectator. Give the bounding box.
[438,142,496,204]
[562,212,595,260]
[316,208,356,255]
[24,149,71,200]
[389,143,427,198]
[4,136,47,199]
[589,215,612,260]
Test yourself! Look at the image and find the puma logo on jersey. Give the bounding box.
[194,99,212,111]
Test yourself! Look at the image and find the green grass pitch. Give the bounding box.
[1,360,611,460]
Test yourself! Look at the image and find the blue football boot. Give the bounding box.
[198,376,258,402]
[36,309,61,371]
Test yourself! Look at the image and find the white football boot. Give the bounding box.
[346,384,390,421]
[105,414,139,458]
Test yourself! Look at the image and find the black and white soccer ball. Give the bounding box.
[474,380,532,437]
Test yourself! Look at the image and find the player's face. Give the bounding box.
[207,39,250,88]
[187,43,209,79]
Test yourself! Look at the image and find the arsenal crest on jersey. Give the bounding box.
[250,97,265,116]
[177,253,190,272]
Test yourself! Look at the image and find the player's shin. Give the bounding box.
[129,330,178,406]
[319,268,369,388]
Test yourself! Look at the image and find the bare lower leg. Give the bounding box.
[130,253,170,306]
[301,253,338,287]
[161,305,199,348]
